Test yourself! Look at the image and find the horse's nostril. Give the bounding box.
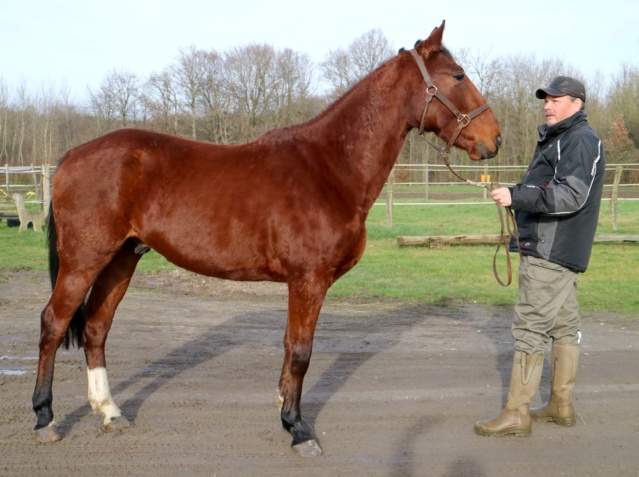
[496,135,503,148]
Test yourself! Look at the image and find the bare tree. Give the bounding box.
[0,79,9,163]
[108,70,139,128]
[14,82,33,166]
[320,29,395,97]
[320,49,352,97]
[3,36,639,181]
[88,69,139,133]
[50,82,79,157]
[270,48,316,127]
[455,47,501,99]
[350,29,395,77]
[224,43,279,140]
[172,45,210,139]
[198,49,229,143]
[143,69,180,134]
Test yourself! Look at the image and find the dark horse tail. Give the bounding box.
[47,203,86,349]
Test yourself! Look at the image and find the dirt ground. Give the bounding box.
[1,269,638,477]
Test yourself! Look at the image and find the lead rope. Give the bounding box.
[440,153,520,287]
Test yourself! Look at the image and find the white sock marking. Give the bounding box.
[87,367,123,425]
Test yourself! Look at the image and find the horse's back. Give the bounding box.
[54,129,234,210]
[51,128,366,282]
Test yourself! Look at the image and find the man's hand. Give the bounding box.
[490,187,512,207]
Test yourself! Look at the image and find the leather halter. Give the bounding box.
[409,48,519,287]
[409,48,491,156]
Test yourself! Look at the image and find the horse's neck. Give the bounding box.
[309,66,414,209]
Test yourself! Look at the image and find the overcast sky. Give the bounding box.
[2,0,638,101]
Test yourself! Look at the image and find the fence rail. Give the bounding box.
[386,162,639,188]
[380,162,639,201]
[2,162,638,219]
[1,165,53,211]
[379,163,639,230]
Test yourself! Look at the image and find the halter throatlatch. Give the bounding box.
[409,48,518,287]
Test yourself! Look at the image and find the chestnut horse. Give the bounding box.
[33,22,501,456]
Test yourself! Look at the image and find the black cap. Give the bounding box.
[535,76,586,102]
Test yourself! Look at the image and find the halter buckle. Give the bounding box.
[457,114,471,128]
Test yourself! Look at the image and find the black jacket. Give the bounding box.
[509,111,605,273]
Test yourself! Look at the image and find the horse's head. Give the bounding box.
[410,21,501,161]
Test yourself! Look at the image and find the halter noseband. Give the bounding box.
[409,48,491,159]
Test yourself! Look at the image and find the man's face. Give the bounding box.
[543,95,582,126]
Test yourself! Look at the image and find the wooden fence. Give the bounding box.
[382,163,639,231]
[1,162,638,232]
[397,234,639,247]
[1,164,53,216]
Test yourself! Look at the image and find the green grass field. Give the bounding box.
[1,199,637,314]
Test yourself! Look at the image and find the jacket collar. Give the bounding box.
[538,110,587,143]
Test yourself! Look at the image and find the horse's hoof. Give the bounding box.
[34,424,61,443]
[104,415,132,431]
[292,439,323,457]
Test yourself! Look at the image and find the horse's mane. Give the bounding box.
[257,42,455,144]
[257,50,408,142]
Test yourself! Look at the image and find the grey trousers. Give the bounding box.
[513,255,580,355]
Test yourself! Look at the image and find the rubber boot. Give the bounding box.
[531,344,579,426]
[474,350,544,437]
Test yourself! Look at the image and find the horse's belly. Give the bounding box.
[145,235,286,283]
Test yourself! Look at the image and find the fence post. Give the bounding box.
[31,164,41,200]
[4,163,8,194]
[483,164,488,200]
[386,166,394,227]
[424,163,429,200]
[610,166,622,231]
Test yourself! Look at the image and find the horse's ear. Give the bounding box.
[420,20,445,53]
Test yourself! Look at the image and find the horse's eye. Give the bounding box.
[453,73,465,81]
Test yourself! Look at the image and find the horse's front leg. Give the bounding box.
[278,278,327,457]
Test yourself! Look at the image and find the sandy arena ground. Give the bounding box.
[1,269,638,477]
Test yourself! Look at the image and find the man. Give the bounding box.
[475,76,606,437]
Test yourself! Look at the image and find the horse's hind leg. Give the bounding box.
[33,241,141,442]
[33,268,103,442]
[83,241,142,430]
